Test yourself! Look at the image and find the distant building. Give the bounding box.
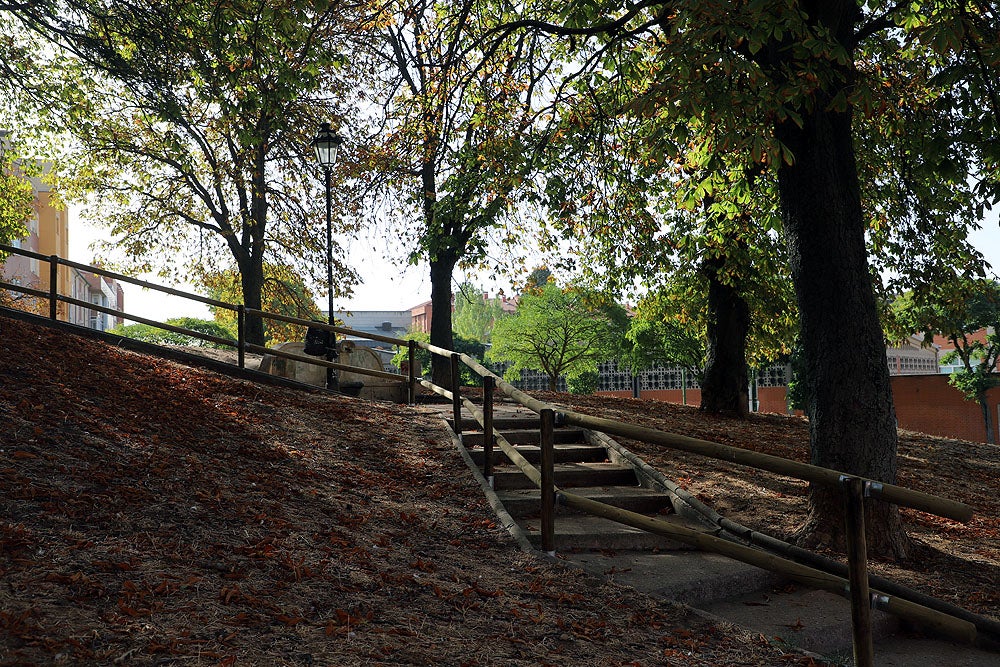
[1,140,124,329]
[329,309,412,370]
[68,267,125,331]
[886,334,940,375]
[409,299,434,334]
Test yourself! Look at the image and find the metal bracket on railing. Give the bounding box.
[554,411,567,427]
[864,481,883,499]
[871,593,890,611]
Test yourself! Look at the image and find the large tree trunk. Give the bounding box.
[239,252,267,347]
[700,256,750,417]
[429,253,457,389]
[978,393,995,444]
[775,86,910,560]
[237,149,269,347]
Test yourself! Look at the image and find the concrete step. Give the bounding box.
[466,443,608,466]
[462,428,587,447]
[497,486,674,518]
[564,550,783,605]
[521,514,698,551]
[491,462,637,490]
[561,549,1000,666]
[449,416,540,431]
[869,633,1000,666]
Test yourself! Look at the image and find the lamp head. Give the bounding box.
[311,122,343,168]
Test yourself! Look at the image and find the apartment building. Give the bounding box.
[1,142,124,331]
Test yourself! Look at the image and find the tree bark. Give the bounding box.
[429,253,457,389]
[978,393,995,444]
[238,251,267,347]
[700,256,750,417]
[763,1,911,560]
[775,88,910,560]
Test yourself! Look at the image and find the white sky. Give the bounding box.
[69,209,1000,324]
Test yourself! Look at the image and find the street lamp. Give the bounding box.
[311,122,344,391]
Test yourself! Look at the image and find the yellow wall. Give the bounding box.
[33,187,71,320]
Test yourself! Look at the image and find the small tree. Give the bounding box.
[488,283,627,391]
[391,331,487,387]
[626,292,707,387]
[201,265,322,345]
[894,279,1000,444]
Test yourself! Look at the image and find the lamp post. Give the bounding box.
[311,122,344,391]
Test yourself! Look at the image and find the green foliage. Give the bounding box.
[626,295,706,385]
[453,283,508,343]
[0,140,32,249]
[893,278,1000,442]
[109,317,236,348]
[487,283,628,391]
[785,340,808,412]
[566,370,599,395]
[391,331,488,387]
[200,265,322,344]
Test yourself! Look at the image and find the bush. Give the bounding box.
[109,317,236,349]
[390,332,488,386]
[567,370,600,395]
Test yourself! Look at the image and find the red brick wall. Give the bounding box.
[890,375,998,443]
[597,376,999,443]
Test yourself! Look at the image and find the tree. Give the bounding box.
[200,264,323,345]
[893,279,1000,444]
[626,290,707,387]
[108,317,236,348]
[16,0,362,346]
[0,134,32,248]
[504,0,999,558]
[391,330,487,387]
[354,0,557,389]
[488,282,627,391]
[452,282,508,343]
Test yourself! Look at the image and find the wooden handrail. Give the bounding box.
[455,352,974,523]
[244,308,408,346]
[246,343,407,384]
[0,243,239,311]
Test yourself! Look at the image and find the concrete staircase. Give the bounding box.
[449,402,1000,666]
[455,412,695,551]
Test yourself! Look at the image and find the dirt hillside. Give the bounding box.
[1,314,813,666]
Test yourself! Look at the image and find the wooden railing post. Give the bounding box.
[48,256,58,320]
[407,339,417,405]
[482,376,495,486]
[237,305,246,369]
[843,475,875,667]
[450,353,462,438]
[540,408,556,556]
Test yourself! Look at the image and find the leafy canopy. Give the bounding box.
[488,282,628,391]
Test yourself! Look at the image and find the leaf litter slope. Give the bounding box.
[538,392,1000,621]
[0,316,806,666]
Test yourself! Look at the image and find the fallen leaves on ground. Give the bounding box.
[0,315,803,666]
